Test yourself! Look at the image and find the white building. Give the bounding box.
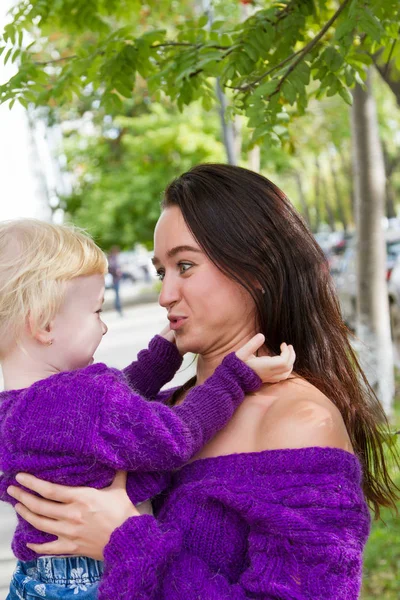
[0,0,61,222]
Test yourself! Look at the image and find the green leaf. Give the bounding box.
[358,10,385,42]
[201,94,213,111]
[12,48,20,63]
[326,76,340,96]
[198,15,209,28]
[272,124,288,136]
[282,79,297,105]
[4,48,13,65]
[296,62,311,85]
[338,85,353,105]
[244,43,258,63]
[322,47,344,72]
[254,80,278,99]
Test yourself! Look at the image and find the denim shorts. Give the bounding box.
[7,556,104,599]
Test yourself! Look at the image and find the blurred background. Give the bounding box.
[0,0,400,597]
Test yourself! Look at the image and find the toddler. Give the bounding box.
[0,219,295,599]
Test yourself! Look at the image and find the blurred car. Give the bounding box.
[387,255,400,364]
[326,232,354,274]
[332,232,400,333]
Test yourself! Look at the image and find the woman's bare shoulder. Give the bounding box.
[251,377,354,454]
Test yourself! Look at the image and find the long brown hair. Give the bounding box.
[162,162,399,518]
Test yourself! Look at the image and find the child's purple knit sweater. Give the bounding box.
[0,335,261,561]
[101,446,371,600]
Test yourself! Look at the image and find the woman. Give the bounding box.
[8,164,399,599]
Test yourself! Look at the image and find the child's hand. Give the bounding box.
[159,324,176,345]
[236,335,295,384]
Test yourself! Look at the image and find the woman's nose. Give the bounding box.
[159,274,180,309]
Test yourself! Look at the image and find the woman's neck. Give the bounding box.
[195,331,267,385]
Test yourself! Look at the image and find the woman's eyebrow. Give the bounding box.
[152,245,202,266]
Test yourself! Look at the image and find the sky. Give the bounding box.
[0,0,52,221]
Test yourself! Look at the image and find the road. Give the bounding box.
[0,301,196,596]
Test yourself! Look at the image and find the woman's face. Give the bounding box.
[153,205,257,357]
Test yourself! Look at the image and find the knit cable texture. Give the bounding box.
[0,336,261,560]
[101,446,371,600]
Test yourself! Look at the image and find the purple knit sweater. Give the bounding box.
[101,446,371,600]
[0,335,261,561]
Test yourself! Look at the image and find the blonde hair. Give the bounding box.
[0,219,108,355]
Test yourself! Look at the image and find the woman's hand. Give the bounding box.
[7,471,139,560]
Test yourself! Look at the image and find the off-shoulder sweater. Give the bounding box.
[0,335,261,561]
[101,446,371,600]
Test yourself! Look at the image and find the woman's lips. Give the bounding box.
[169,317,187,331]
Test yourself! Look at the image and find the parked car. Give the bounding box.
[332,232,400,339]
[387,255,400,365]
[326,232,354,274]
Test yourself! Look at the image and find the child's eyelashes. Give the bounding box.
[96,309,103,314]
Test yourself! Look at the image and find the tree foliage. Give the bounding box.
[58,100,224,248]
[1,0,399,146]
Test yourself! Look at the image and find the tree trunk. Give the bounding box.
[323,182,337,232]
[202,0,237,165]
[215,80,237,165]
[314,157,322,231]
[338,148,355,224]
[330,153,348,232]
[293,171,311,227]
[240,1,260,172]
[382,141,398,220]
[351,69,394,416]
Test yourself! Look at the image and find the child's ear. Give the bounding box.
[27,315,54,346]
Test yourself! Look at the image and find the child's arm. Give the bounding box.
[122,334,182,400]
[95,336,295,472]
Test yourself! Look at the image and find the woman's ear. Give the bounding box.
[27,315,54,346]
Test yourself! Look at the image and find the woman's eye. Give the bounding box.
[156,269,165,281]
[178,262,193,274]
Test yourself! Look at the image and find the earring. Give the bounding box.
[47,340,53,346]
[261,287,265,295]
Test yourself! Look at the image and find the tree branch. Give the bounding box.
[32,41,231,67]
[230,47,304,91]
[152,42,229,50]
[35,54,78,65]
[233,0,351,94]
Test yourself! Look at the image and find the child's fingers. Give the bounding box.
[263,345,295,371]
[236,333,265,362]
[159,324,176,344]
[159,323,171,337]
[246,344,295,383]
